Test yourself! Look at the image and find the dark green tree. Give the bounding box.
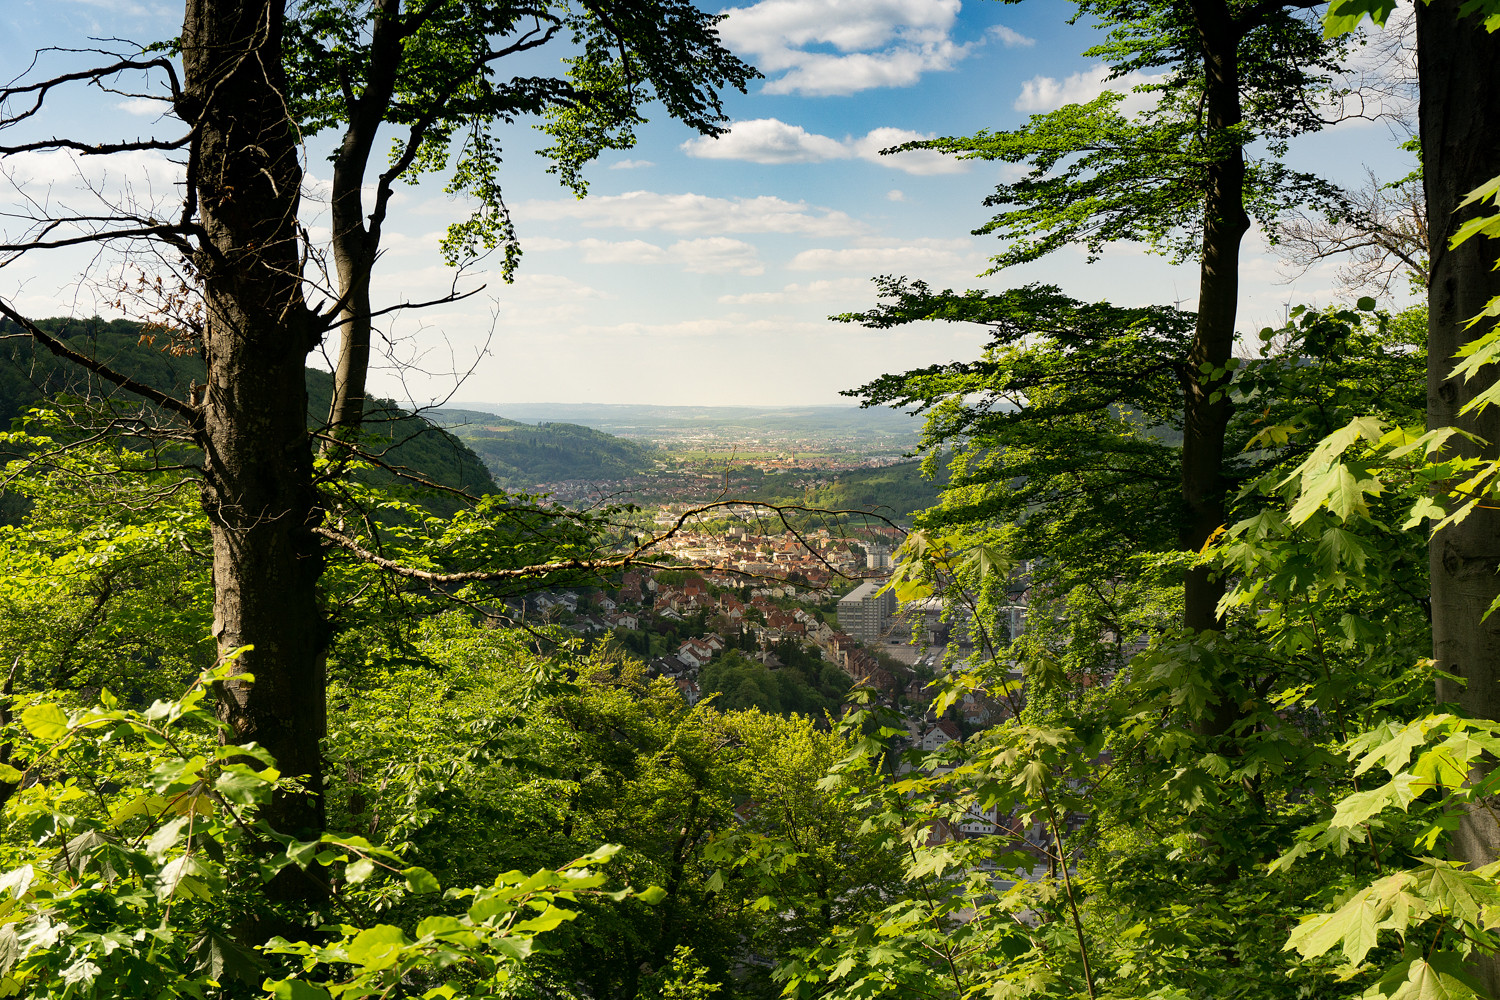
[0,0,754,853]
[883,0,1351,663]
[283,0,755,440]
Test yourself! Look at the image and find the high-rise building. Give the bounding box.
[838,580,897,644]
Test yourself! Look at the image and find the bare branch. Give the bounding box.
[1274,168,1428,295]
[0,56,182,129]
[0,300,201,428]
[0,135,191,157]
[315,499,904,587]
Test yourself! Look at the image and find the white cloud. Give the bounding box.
[116,98,167,117]
[682,118,847,164]
[524,236,762,274]
[988,24,1035,47]
[520,236,574,252]
[849,127,964,175]
[1014,63,1167,116]
[788,243,970,272]
[887,190,906,202]
[507,273,610,299]
[516,190,865,237]
[0,149,185,237]
[682,119,965,175]
[572,316,830,339]
[2,148,183,192]
[717,0,969,96]
[482,273,613,326]
[717,277,870,305]
[576,238,668,265]
[670,237,764,275]
[608,159,655,170]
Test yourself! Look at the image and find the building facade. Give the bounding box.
[838,580,897,644]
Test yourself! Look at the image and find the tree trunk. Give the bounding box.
[327,202,374,437]
[1184,0,1250,736]
[1420,1,1500,991]
[326,0,402,441]
[180,0,328,848]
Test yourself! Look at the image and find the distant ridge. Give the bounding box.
[438,401,922,441]
[0,316,497,501]
[428,409,661,488]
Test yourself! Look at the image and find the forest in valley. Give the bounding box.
[1,0,1500,998]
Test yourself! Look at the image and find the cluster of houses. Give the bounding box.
[506,561,1042,850]
[645,512,906,588]
[620,571,921,707]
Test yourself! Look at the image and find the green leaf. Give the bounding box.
[20,703,69,740]
[404,866,440,894]
[346,858,375,885]
[1387,959,1479,1000]
[214,763,278,805]
[1323,0,1398,36]
[344,924,410,971]
[1329,773,1423,829]
[1317,526,1371,573]
[1340,897,1380,965]
[1405,497,1446,529]
[191,929,264,985]
[266,980,335,1000]
[1408,862,1500,926]
[1458,173,1500,212]
[1286,912,1343,959]
[637,885,668,905]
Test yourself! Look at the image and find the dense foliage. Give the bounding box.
[0,317,497,502]
[6,0,1500,998]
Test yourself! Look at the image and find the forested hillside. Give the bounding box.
[432,408,662,487]
[0,316,496,497]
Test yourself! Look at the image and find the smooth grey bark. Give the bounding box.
[179,0,328,849]
[1421,2,1500,990]
[325,0,402,438]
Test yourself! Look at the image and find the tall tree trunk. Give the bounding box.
[326,0,402,441]
[180,0,328,848]
[327,207,374,436]
[1184,0,1250,736]
[1421,1,1500,991]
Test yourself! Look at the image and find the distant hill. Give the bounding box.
[748,460,945,524]
[0,316,496,498]
[431,409,661,488]
[442,400,922,447]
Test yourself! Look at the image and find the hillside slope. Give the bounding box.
[432,409,661,488]
[0,316,496,496]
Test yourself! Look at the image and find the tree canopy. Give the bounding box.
[6,0,1500,998]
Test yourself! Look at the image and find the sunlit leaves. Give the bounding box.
[1322,0,1400,35]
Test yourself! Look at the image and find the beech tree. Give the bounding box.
[886,2,1347,638]
[862,0,1354,746]
[283,0,753,440]
[1413,0,1500,923]
[0,0,750,849]
[1315,2,1500,990]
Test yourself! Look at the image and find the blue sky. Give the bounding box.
[0,0,1417,408]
